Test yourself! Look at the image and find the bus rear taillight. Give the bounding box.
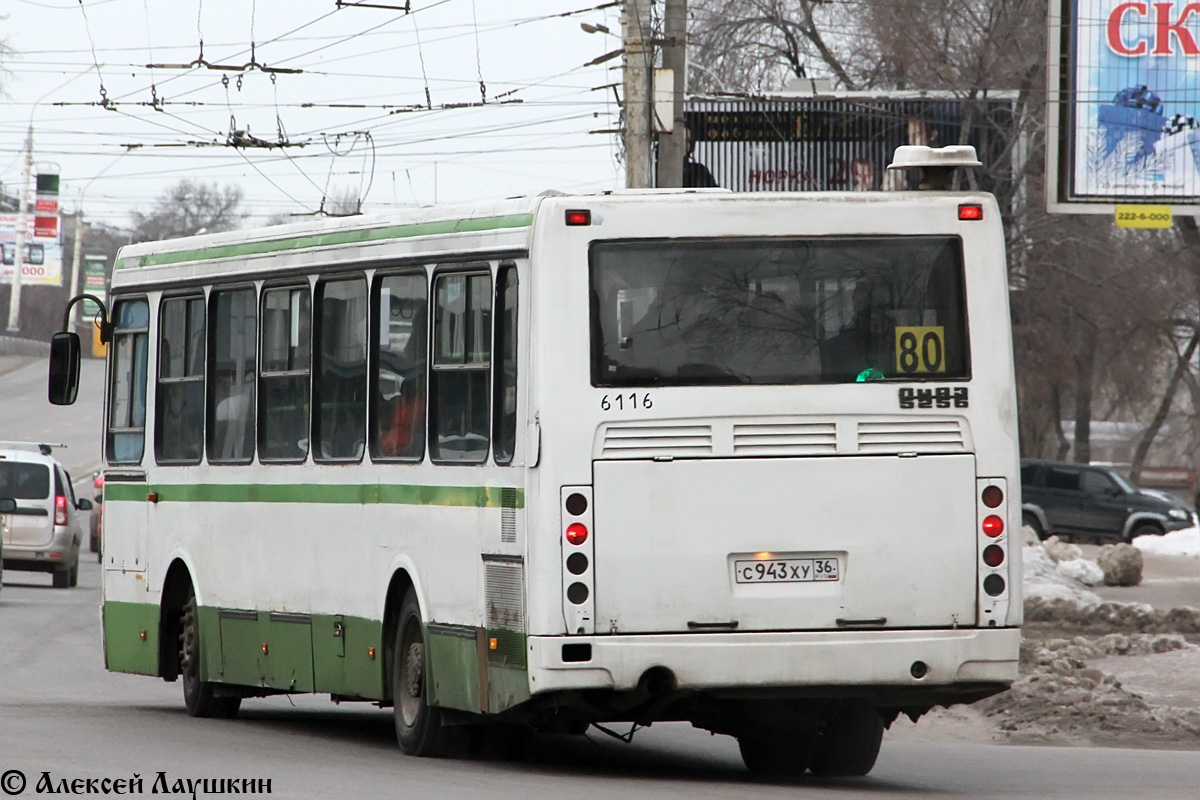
[55,494,67,525]
[976,479,1011,627]
[561,486,595,635]
[565,522,588,546]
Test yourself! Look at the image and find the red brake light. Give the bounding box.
[55,494,67,525]
[565,522,588,546]
[981,485,1003,508]
[982,544,1005,568]
[565,209,591,226]
[958,203,983,221]
[94,474,105,489]
[982,515,1004,538]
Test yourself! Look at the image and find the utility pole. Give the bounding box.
[6,126,32,334]
[622,0,654,188]
[69,210,86,333]
[656,0,687,188]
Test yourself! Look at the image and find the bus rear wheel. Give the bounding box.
[737,731,817,776]
[180,591,241,719]
[810,703,884,777]
[392,589,458,756]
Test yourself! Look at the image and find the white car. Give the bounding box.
[0,442,91,589]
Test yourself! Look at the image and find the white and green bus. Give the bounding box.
[50,145,1020,776]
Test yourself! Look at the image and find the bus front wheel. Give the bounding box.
[180,591,241,719]
[393,589,454,756]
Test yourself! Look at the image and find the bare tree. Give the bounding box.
[689,0,854,93]
[130,181,243,243]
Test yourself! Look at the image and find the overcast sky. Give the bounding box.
[0,0,626,230]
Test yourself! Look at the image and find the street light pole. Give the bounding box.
[6,126,34,334]
[656,0,687,188]
[67,152,127,336]
[5,64,103,335]
[622,0,654,188]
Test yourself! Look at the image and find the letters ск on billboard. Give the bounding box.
[1053,0,1200,208]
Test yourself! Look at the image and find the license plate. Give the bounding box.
[734,557,840,584]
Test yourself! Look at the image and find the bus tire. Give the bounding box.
[393,589,451,756]
[810,703,884,777]
[180,591,241,719]
[737,732,816,776]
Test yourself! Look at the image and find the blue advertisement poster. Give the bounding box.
[1070,0,1200,201]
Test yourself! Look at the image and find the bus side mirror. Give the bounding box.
[48,331,82,406]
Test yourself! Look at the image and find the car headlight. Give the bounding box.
[1168,508,1188,520]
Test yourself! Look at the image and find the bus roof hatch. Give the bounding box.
[887,145,982,190]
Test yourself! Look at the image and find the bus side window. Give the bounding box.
[208,287,257,464]
[155,295,205,464]
[492,265,518,465]
[371,272,428,462]
[106,298,150,465]
[430,270,491,464]
[314,277,368,462]
[259,286,311,462]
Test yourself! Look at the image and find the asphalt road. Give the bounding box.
[2,356,1200,798]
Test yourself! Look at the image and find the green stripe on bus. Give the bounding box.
[106,482,524,508]
[115,213,535,270]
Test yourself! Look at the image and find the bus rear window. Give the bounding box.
[590,236,968,386]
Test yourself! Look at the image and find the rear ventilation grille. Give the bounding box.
[500,487,518,543]
[856,420,965,453]
[733,422,837,455]
[484,559,525,669]
[601,423,713,458]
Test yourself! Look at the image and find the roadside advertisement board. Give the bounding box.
[1049,0,1200,210]
[81,255,108,318]
[0,214,63,286]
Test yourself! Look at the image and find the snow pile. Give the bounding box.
[1021,529,1103,604]
[1021,527,1200,630]
[1055,557,1105,586]
[979,636,1200,743]
[1133,525,1200,558]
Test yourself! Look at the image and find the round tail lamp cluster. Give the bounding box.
[564,492,591,606]
[979,482,1008,604]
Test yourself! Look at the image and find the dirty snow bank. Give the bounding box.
[985,530,1200,745]
[1133,525,1200,558]
[1022,527,1200,631]
[978,636,1200,742]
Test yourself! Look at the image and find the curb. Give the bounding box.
[0,336,50,356]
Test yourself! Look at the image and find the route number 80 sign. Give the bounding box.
[894,326,946,374]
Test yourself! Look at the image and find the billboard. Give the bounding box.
[0,214,64,287]
[685,96,1015,195]
[1049,0,1200,210]
[81,254,108,318]
[0,172,63,286]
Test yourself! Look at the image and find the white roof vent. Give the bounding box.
[887,145,982,190]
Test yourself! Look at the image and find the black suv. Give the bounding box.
[1020,458,1195,543]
